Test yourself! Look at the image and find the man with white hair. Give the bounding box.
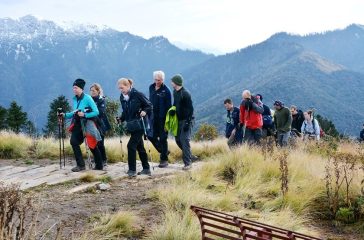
[148,70,172,168]
[239,90,264,145]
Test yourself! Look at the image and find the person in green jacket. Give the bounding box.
[273,100,292,147]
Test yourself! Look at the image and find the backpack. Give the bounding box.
[263,115,273,128]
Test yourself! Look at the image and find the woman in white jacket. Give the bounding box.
[301,110,320,141]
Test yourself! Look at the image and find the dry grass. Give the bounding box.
[146,141,364,238]
[0,131,32,158]
[78,211,142,240]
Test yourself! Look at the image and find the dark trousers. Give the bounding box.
[175,120,192,166]
[244,128,262,145]
[148,121,169,161]
[98,135,107,163]
[70,124,103,169]
[127,130,150,171]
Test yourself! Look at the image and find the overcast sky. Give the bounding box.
[0,0,363,54]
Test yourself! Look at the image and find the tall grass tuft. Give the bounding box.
[0,131,32,158]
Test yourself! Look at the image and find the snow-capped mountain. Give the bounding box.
[0,15,213,128]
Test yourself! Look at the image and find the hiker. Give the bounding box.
[117,78,153,177]
[239,90,264,145]
[224,98,242,147]
[290,105,304,137]
[301,110,321,141]
[360,124,364,142]
[90,83,111,166]
[171,74,194,170]
[148,71,172,168]
[63,79,103,172]
[273,100,292,147]
[256,94,274,138]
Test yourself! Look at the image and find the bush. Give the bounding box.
[194,123,218,141]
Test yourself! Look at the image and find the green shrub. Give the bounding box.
[194,123,218,141]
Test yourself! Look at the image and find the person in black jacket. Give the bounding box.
[117,78,153,177]
[171,74,194,170]
[148,71,172,168]
[290,105,304,136]
[90,83,111,166]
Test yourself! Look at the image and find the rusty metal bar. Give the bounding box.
[190,205,323,240]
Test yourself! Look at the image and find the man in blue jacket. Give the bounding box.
[224,98,242,147]
[360,123,364,142]
[63,79,103,172]
[148,71,172,168]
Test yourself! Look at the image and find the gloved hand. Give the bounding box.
[183,121,190,132]
[116,116,122,124]
[169,109,176,116]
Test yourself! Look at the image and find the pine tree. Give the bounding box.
[0,105,7,130]
[316,114,340,137]
[6,101,28,133]
[105,98,121,137]
[23,120,37,137]
[43,95,71,137]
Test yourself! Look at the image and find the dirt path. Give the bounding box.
[28,175,170,239]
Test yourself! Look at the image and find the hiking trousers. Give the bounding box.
[175,120,192,166]
[70,124,103,169]
[127,130,150,171]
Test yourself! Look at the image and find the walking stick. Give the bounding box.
[58,114,62,169]
[61,117,66,167]
[116,119,125,161]
[141,116,155,170]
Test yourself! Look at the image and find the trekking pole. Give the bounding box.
[80,117,93,170]
[117,119,125,161]
[60,116,66,168]
[58,115,62,169]
[141,116,155,170]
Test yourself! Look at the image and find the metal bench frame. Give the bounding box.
[190,205,323,240]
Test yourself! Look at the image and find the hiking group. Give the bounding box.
[224,91,325,148]
[58,71,195,177]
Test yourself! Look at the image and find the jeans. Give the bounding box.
[175,120,192,166]
[277,131,290,147]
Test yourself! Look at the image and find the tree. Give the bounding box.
[6,101,28,133]
[0,105,7,130]
[105,98,121,137]
[23,120,37,137]
[43,95,71,137]
[316,114,340,138]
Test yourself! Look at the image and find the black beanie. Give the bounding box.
[73,78,86,90]
[171,74,183,86]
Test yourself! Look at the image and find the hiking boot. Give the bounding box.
[158,161,169,168]
[182,164,192,171]
[137,169,151,176]
[92,167,103,171]
[71,166,86,172]
[191,155,199,162]
[127,170,137,177]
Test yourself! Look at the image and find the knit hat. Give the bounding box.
[171,74,183,86]
[73,78,86,90]
[273,100,284,107]
[256,94,263,101]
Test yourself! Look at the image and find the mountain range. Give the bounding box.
[0,15,363,135]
